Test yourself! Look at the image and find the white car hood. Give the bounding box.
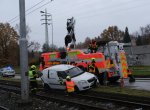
[72,72,95,82]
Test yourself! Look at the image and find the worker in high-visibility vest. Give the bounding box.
[28,65,39,94]
[107,59,118,78]
[88,40,98,53]
[65,76,75,95]
[88,58,101,83]
[88,58,97,73]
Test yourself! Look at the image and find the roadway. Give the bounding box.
[123,78,150,91]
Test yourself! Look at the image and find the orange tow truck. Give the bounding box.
[40,41,128,83]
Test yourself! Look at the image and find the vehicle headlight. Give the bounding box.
[78,80,88,86]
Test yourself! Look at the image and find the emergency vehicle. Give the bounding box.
[40,41,128,83]
[103,41,128,79]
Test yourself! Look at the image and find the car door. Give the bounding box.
[47,70,62,89]
[57,71,66,90]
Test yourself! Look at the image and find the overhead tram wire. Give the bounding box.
[9,0,149,24]
[8,0,47,23]
[9,0,53,24]
[54,0,150,21]
[76,1,150,20]
[9,0,142,24]
[50,0,146,21]
[75,0,149,19]
[26,1,52,16]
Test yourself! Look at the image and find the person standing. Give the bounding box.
[88,58,101,84]
[88,40,98,53]
[65,76,75,95]
[28,65,39,94]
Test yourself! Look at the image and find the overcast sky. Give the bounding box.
[0,0,150,47]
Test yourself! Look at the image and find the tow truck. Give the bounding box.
[39,17,129,83]
[40,40,129,83]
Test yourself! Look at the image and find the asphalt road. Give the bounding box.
[123,78,150,91]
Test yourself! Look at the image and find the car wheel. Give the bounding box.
[44,83,51,91]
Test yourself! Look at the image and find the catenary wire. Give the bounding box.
[10,0,53,24]
[9,0,150,25]
[8,0,47,23]
[76,1,150,20]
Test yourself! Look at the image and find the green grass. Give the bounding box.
[0,77,20,82]
[93,86,150,98]
[129,66,150,70]
[14,66,20,74]
[132,71,150,76]
[129,66,150,76]
[14,65,40,74]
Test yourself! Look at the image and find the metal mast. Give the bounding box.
[41,9,49,46]
[19,0,29,102]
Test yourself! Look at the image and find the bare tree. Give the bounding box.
[101,26,124,42]
[0,23,19,66]
[15,24,40,51]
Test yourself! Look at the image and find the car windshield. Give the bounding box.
[2,68,13,71]
[58,67,84,79]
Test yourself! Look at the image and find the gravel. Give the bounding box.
[0,90,77,110]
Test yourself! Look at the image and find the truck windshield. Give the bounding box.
[58,67,84,79]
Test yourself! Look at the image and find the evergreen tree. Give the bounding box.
[123,27,131,43]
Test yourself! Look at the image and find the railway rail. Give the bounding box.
[0,83,107,110]
[0,106,9,110]
[0,80,150,110]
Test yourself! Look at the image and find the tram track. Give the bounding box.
[1,79,150,104]
[0,106,9,110]
[0,80,150,110]
[0,83,108,110]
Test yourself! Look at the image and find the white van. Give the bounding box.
[41,64,99,91]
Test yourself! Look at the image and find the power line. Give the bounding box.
[9,0,52,24]
[76,0,147,18]
[53,0,150,21]
[26,0,46,12]
[47,0,136,20]
[27,1,52,16]
[9,0,143,24]
[76,1,150,20]
[9,0,46,23]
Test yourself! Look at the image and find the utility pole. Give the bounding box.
[40,9,53,51]
[19,0,29,102]
[51,15,54,51]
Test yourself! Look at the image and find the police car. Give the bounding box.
[41,64,99,91]
[0,66,15,77]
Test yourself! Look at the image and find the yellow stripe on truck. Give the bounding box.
[120,52,128,78]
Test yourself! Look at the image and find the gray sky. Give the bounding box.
[1,0,150,47]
